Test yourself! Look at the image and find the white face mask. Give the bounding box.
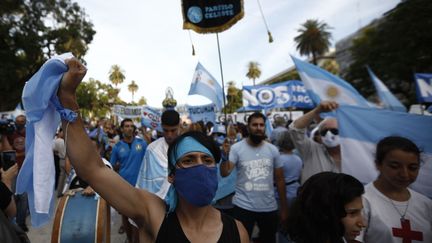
[322,130,340,148]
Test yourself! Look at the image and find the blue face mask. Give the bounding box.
[174,164,218,207]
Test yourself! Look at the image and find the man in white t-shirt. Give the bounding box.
[221,112,288,243]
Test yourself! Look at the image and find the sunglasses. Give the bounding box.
[320,128,339,136]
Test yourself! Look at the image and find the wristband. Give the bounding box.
[51,95,79,122]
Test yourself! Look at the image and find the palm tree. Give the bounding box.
[128,80,139,102]
[246,61,261,86]
[108,65,125,87]
[294,19,332,65]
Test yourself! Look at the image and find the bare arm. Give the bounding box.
[220,160,235,177]
[1,164,18,218]
[57,58,165,226]
[274,167,288,225]
[293,101,339,129]
[220,141,235,177]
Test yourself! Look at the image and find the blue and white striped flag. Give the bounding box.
[188,62,224,110]
[367,66,406,112]
[336,105,432,198]
[414,73,432,103]
[19,53,74,227]
[291,56,370,107]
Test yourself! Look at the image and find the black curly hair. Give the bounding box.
[167,131,221,175]
[286,172,364,243]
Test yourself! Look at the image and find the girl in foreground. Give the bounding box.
[286,172,365,243]
[358,136,432,242]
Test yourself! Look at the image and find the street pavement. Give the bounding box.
[26,197,126,243]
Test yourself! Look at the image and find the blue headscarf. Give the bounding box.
[164,136,214,212]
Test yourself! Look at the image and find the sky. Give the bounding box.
[76,0,400,108]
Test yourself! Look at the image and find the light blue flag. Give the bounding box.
[291,56,370,107]
[367,66,406,112]
[188,62,224,110]
[414,73,432,103]
[336,105,432,198]
[19,53,74,227]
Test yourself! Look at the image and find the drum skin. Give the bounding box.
[51,193,110,243]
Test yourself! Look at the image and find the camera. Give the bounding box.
[0,150,16,170]
[0,119,15,135]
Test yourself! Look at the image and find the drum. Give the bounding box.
[51,192,110,243]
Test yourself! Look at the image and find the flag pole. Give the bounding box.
[216,33,228,133]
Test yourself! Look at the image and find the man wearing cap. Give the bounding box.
[288,100,341,184]
[135,109,180,199]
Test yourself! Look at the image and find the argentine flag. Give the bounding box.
[337,105,432,198]
[19,52,74,227]
[188,62,224,110]
[367,66,406,112]
[291,56,369,107]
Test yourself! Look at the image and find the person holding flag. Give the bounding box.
[56,57,249,243]
[289,101,341,184]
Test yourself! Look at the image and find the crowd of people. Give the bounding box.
[0,57,431,243]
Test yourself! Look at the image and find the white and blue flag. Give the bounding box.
[414,73,432,103]
[367,66,406,112]
[19,52,74,227]
[336,105,432,198]
[291,56,370,107]
[188,62,224,110]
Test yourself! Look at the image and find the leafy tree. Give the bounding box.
[128,80,139,102]
[294,19,332,65]
[321,59,340,75]
[109,65,125,87]
[0,0,95,111]
[344,0,432,105]
[76,78,125,118]
[223,81,243,113]
[246,61,261,86]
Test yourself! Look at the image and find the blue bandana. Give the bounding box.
[168,136,213,168]
[165,136,215,212]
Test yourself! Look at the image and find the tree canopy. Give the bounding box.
[344,0,432,105]
[246,61,261,86]
[109,64,126,87]
[294,19,332,65]
[0,0,95,111]
[223,81,243,113]
[128,80,139,102]
[76,78,125,118]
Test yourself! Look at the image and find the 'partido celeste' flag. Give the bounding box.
[181,0,244,33]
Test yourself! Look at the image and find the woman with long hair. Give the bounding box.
[286,172,365,243]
